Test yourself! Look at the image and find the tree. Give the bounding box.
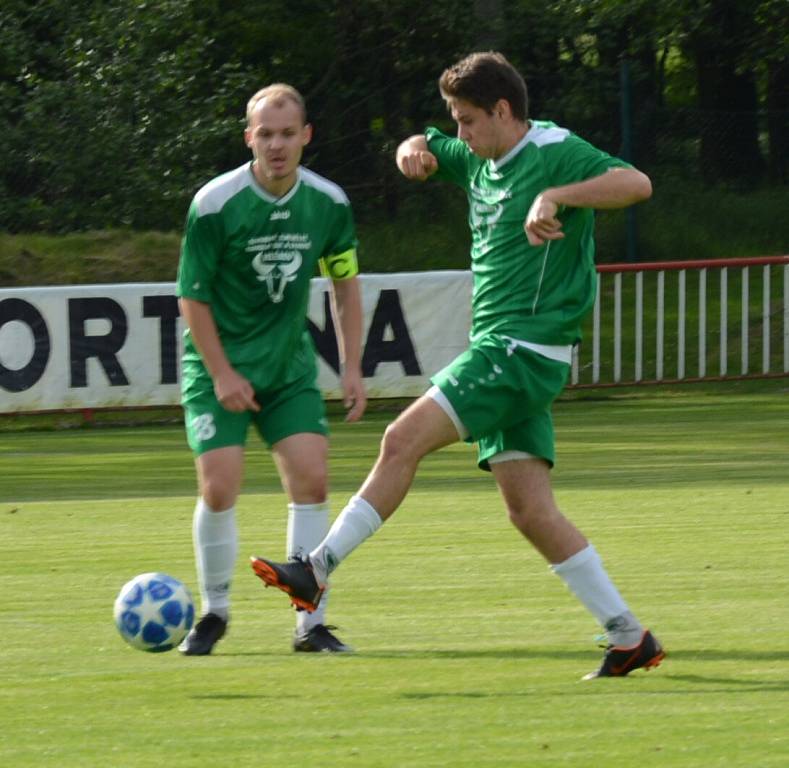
[677,0,764,183]
[751,0,789,182]
[1,0,784,234]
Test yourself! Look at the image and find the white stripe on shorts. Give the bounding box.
[426,385,469,440]
[487,449,536,464]
[501,336,573,364]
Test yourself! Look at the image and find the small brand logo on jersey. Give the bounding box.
[269,209,290,221]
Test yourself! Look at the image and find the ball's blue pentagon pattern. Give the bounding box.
[113,572,195,653]
[118,609,141,637]
[142,620,169,645]
[160,598,184,627]
[147,579,175,602]
[123,582,145,608]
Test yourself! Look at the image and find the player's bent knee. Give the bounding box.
[379,420,421,465]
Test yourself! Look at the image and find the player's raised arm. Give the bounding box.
[524,167,653,246]
[396,135,438,181]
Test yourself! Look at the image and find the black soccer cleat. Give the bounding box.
[293,624,353,654]
[583,629,665,680]
[179,612,227,656]
[250,555,325,613]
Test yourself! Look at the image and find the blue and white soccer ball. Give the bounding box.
[113,572,195,653]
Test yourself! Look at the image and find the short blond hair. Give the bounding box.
[246,84,307,126]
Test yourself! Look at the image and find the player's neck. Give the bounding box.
[252,161,299,198]
[495,120,530,160]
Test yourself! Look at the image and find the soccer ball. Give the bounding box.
[113,572,195,653]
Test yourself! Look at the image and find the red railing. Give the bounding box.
[570,255,789,386]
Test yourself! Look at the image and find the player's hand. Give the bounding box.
[524,192,565,246]
[399,150,438,181]
[341,367,367,423]
[213,368,260,413]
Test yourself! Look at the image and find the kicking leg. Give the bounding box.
[250,394,460,608]
[309,395,460,579]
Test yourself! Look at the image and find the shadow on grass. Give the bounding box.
[190,674,789,703]
[217,647,789,663]
[664,673,789,689]
[363,647,789,663]
[189,693,268,700]
[187,646,789,702]
[399,679,789,698]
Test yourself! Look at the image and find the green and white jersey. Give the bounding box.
[176,162,357,391]
[425,122,630,346]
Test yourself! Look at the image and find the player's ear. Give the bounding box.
[244,126,253,149]
[302,122,313,146]
[494,99,511,120]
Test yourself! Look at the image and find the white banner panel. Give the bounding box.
[0,272,472,413]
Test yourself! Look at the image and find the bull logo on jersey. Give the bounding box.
[471,199,503,228]
[251,250,302,302]
[470,183,509,229]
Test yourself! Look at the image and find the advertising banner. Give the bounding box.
[0,272,472,413]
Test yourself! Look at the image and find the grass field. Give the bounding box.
[2,388,788,767]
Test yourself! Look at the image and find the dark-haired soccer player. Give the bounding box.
[251,54,664,679]
[177,83,366,655]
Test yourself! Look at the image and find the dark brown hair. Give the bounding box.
[439,51,528,121]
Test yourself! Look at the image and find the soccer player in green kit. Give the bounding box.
[177,84,366,655]
[251,53,666,678]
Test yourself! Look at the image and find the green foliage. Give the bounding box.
[3,172,788,288]
[3,196,787,284]
[1,0,257,231]
[0,0,476,232]
[1,0,786,241]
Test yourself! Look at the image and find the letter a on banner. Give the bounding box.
[362,289,421,377]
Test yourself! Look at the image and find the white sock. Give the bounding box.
[192,498,237,621]
[551,544,643,647]
[287,502,330,633]
[309,495,382,585]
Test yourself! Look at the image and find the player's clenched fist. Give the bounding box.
[524,192,565,246]
[398,150,438,181]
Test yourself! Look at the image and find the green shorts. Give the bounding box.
[430,335,569,470]
[182,371,328,456]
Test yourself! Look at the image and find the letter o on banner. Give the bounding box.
[0,298,51,392]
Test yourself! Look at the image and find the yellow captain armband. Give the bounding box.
[319,249,359,280]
